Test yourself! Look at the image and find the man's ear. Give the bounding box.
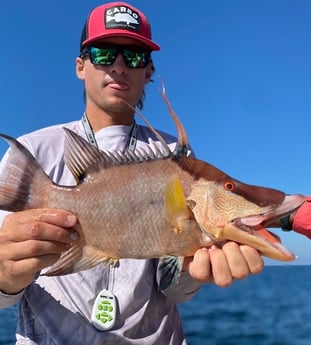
[76,57,85,80]
[145,63,153,83]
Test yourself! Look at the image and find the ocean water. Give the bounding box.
[1,265,311,345]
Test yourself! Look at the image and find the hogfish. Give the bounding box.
[0,90,305,288]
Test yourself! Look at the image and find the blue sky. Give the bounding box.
[1,1,311,264]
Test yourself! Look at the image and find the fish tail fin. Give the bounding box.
[0,133,51,211]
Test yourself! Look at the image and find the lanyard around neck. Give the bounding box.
[81,112,138,151]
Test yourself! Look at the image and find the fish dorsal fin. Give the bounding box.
[131,107,172,157]
[126,83,190,157]
[63,128,173,183]
[160,82,189,156]
[63,128,105,182]
[63,128,133,181]
[121,101,173,157]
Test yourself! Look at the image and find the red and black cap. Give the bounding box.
[80,2,160,52]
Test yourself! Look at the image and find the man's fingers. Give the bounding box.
[208,246,232,287]
[239,245,264,274]
[0,239,71,261]
[1,209,78,243]
[222,242,251,279]
[186,248,212,282]
[4,208,77,228]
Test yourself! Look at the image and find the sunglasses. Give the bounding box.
[80,45,152,69]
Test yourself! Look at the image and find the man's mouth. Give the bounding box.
[106,81,130,91]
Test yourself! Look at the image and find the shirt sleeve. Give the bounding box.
[160,270,203,303]
[292,197,311,239]
[0,289,24,309]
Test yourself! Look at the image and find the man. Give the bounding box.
[279,197,311,238]
[0,2,264,344]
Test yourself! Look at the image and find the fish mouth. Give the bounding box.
[226,194,306,261]
[234,194,306,228]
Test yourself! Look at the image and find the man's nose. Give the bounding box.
[110,53,127,74]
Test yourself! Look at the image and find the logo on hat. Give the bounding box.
[105,6,141,32]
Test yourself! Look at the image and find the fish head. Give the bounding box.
[184,158,305,261]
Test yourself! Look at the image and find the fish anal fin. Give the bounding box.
[165,175,193,233]
[43,243,117,276]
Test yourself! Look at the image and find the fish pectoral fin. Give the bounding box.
[42,243,116,276]
[165,175,193,233]
[157,256,184,290]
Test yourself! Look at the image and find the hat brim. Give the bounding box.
[82,31,160,51]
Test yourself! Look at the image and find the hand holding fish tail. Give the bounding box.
[0,208,78,294]
[183,242,264,287]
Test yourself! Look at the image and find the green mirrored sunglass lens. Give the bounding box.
[123,51,145,68]
[91,48,117,65]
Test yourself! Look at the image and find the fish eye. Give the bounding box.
[224,180,236,191]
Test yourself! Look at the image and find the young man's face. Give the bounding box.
[76,37,153,120]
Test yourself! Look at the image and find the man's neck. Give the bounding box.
[85,107,135,132]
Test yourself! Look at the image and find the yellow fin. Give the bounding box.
[165,175,192,232]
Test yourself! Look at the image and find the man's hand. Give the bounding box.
[183,242,264,287]
[0,209,78,294]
